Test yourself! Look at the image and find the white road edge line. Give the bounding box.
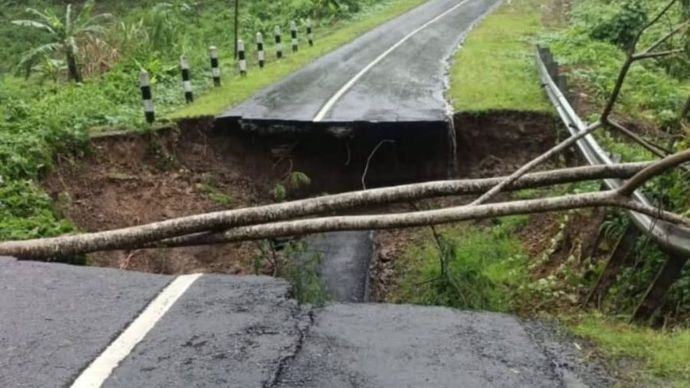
[70,274,203,388]
[313,0,472,122]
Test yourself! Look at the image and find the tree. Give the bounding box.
[12,0,112,83]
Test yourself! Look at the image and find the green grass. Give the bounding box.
[170,0,428,119]
[448,0,550,112]
[389,216,531,312]
[572,314,690,387]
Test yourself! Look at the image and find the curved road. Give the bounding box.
[222,0,500,124]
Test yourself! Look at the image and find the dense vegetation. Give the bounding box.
[437,0,690,384]
[0,0,418,241]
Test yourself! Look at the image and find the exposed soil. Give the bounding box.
[370,111,562,300]
[44,118,280,274]
[43,111,559,276]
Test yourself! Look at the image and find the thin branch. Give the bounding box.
[471,122,602,205]
[633,48,685,60]
[618,149,690,196]
[638,21,690,55]
[601,57,634,121]
[608,120,672,156]
[631,0,678,53]
[362,140,394,189]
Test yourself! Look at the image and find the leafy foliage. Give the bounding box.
[0,0,403,242]
[12,0,112,81]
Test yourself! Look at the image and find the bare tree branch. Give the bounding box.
[633,48,686,60]
[155,192,690,249]
[609,120,673,157]
[618,149,690,196]
[470,122,602,205]
[0,163,651,260]
[637,21,690,55]
[631,0,679,53]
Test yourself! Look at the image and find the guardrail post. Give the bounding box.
[290,21,299,52]
[307,19,314,46]
[210,46,221,87]
[586,226,639,307]
[632,254,689,324]
[180,55,193,103]
[257,32,265,68]
[139,71,155,124]
[275,26,283,59]
[238,39,247,76]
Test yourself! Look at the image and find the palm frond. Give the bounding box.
[77,0,96,23]
[11,20,56,35]
[23,7,57,26]
[16,42,63,68]
[76,24,107,36]
[65,4,73,36]
[82,13,113,29]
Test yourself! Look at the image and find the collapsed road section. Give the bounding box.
[218,0,502,302]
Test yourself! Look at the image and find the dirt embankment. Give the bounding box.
[44,111,559,276]
[44,119,280,274]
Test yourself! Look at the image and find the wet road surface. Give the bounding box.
[222,0,500,125]
[0,257,607,387]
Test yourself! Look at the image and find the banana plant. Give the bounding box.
[12,0,112,83]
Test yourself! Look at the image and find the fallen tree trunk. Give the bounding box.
[0,163,652,260]
[153,190,689,248]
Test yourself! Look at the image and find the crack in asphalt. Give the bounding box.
[263,307,315,388]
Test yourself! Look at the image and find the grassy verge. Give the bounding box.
[388,217,532,312]
[572,314,690,387]
[170,0,428,119]
[448,0,550,112]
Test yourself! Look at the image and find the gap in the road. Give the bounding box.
[41,112,559,302]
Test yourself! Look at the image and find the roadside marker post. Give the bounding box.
[307,19,314,46]
[257,32,265,68]
[180,55,194,103]
[139,71,155,124]
[238,40,247,76]
[291,21,299,52]
[275,26,283,59]
[210,46,221,87]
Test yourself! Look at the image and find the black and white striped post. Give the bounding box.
[238,39,247,76]
[139,71,155,124]
[257,32,265,68]
[275,26,283,59]
[209,46,221,87]
[180,55,193,103]
[290,21,298,52]
[307,19,314,47]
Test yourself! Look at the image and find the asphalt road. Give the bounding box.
[303,231,374,302]
[0,257,607,387]
[225,0,501,304]
[222,0,500,124]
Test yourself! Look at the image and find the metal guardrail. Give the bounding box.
[535,46,690,257]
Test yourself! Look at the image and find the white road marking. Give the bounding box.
[313,0,472,122]
[70,274,203,388]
